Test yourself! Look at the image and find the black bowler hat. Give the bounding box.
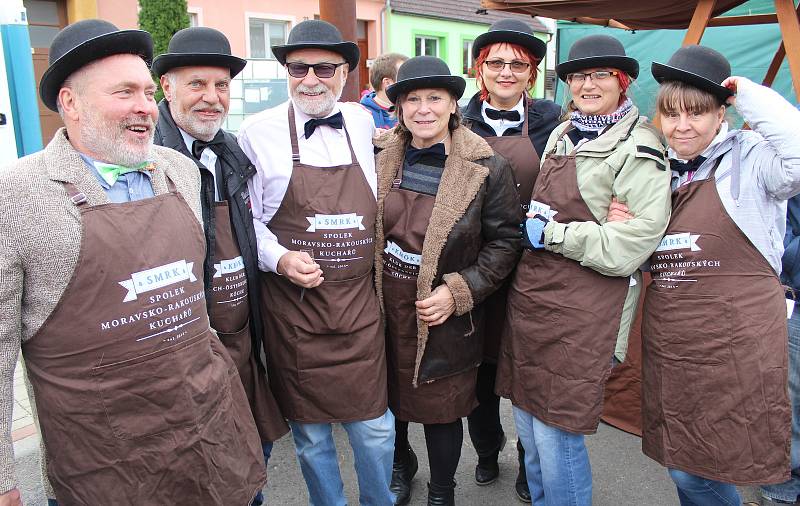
[472,19,546,60]
[652,45,733,105]
[556,34,639,82]
[39,19,153,112]
[151,27,247,78]
[386,56,466,104]
[271,20,360,71]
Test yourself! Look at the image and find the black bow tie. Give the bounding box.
[405,143,447,166]
[192,130,225,159]
[485,108,521,122]
[304,112,343,139]
[670,156,707,175]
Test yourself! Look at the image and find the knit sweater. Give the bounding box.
[0,129,202,495]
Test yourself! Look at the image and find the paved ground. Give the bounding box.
[12,356,763,505]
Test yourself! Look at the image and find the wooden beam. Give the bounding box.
[707,14,777,27]
[683,0,718,45]
[763,42,786,88]
[774,0,800,102]
[573,17,633,30]
[319,0,360,101]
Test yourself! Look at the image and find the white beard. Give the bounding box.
[291,82,342,118]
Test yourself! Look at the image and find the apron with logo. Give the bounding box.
[383,161,479,424]
[497,128,631,434]
[209,201,287,441]
[642,148,791,484]
[22,179,266,505]
[260,105,387,423]
[480,98,540,361]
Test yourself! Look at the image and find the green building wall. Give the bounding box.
[386,11,549,101]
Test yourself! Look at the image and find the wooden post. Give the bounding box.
[319,0,360,102]
[682,0,718,45]
[774,0,800,102]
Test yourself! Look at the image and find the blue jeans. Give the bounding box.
[288,409,395,506]
[761,304,800,503]
[513,405,591,506]
[49,442,275,506]
[668,469,740,506]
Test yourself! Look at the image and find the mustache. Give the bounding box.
[191,104,225,113]
[296,84,331,95]
[120,115,155,129]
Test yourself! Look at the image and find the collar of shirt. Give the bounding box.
[669,122,729,186]
[294,102,345,140]
[179,127,221,200]
[481,96,524,136]
[79,153,153,190]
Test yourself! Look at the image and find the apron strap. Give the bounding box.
[521,97,529,137]
[287,103,360,167]
[550,124,574,155]
[165,173,178,193]
[708,137,740,203]
[62,182,88,207]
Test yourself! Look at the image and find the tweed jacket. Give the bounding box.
[0,128,202,494]
[374,125,522,386]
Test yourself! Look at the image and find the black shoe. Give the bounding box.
[515,440,531,503]
[427,480,456,506]
[474,433,506,486]
[390,446,418,506]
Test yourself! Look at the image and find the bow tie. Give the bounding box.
[192,131,226,159]
[304,112,344,139]
[485,108,521,122]
[405,143,447,166]
[95,161,151,186]
[670,156,706,175]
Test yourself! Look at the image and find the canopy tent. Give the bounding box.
[483,0,800,100]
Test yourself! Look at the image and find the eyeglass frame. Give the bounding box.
[483,59,532,74]
[566,70,620,84]
[285,61,347,79]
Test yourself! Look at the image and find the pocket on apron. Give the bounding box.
[217,318,251,371]
[91,331,230,439]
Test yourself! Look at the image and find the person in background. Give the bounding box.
[497,34,671,506]
[0,19,266,506]
[639,44,800,506]
[461,19,561,503]
[361,52,408,129]
[151,26,289,506]
[375,55,521,506]
[238,20,394,506]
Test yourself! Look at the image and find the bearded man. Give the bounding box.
[0,20,265,506]
[237,19,394,506]
[152,28,289,506]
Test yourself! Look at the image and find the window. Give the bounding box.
[249,19,288,59]
[23,0,65,49]
[462,40,475,76]
[415,36,439,57]
[189,12,199,27]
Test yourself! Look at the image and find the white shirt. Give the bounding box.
[238,100,377,273]
[481,96,525,136]
[179,128,221,201]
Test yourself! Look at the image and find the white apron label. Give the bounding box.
[306,213,365,232]
[214,256,244,278]
[656,232,702,252]
[385,240,421,266]
[119,260,198,302]
[529,200,559,220]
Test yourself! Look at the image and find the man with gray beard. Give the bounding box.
[0,20,266,506]
[238,20,394,506]
[152,30,289,506]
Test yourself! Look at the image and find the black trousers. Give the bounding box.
[466,361,505,458]
[395,418,463,486]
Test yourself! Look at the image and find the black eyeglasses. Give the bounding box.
[285,62,347,78]
[484,59,531,73]
[566,70,619,84]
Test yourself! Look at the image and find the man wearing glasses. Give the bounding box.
[238,20,394,506]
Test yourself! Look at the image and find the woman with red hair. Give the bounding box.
[460,18,561,503]
[496,34,672,505]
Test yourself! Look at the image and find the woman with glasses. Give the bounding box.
[460,19,561,503]
[635,45,800,506]
[496,34,671,505]
[374,56,521,505]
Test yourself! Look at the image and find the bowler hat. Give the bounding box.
[472,19,546,60]
[386,56,466,104]
[556,34,639,82]
[652,45,733,105]
[151,27,247,78]
[39,19,153,112]
[271,20,360,71]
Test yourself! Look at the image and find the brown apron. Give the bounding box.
[480,98,541,362]
[22,180,266,506]
[209,201,287,442]
[383,162,479,424]
[642,148,791,484]
[260,105,387,423]
[497,128,631,434]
